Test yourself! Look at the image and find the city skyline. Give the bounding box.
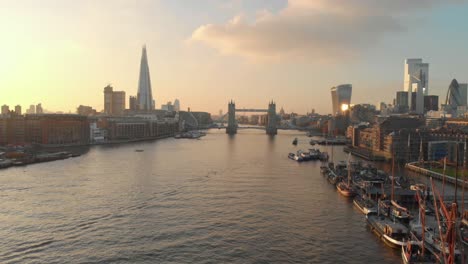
[1,0,468,114]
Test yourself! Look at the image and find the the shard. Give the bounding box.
[137,45,154,111]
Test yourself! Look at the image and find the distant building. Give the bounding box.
[129,96,138,111]
[36,103,43,114]
[403,59,429,95]
[14,105,22,115]
[104,85,126,115]
[101,116,178,141]
[77,105,97,116]
[0,116,25,145]
[1,105,9,115]
[137,46,155,111]
[350,104,377,124]
[395,91,409,113]
[173,99,180,111]
[424,95,439,112]
[1,114,90,146]
[404,59,429,114]
[161,101,174,112]
[331,84,352,116]
[445,79,468,117]
[24,114,89,145]
[27,105,35,114]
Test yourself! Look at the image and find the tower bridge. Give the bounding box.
[226,100,277,135]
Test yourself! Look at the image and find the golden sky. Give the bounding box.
[1,0,467,114]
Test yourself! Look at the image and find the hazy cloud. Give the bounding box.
[191,0,464,61]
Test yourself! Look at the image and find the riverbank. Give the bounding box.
[0,134,176,170]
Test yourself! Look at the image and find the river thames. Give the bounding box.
[0,129,405,263]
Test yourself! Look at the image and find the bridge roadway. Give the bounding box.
[235,109,268,113]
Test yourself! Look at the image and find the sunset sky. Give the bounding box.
[1,0,467,114]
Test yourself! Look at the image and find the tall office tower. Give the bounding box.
[395,91,409,113]
[1,105,9,115]
[330,84,352,116]
[137,45,154,111]
[103,85,126,115]
[459,83,468,107]
[424,95,439,112]
[14,105,21,115]
[404,59,429,113]
[173,99,180,112]
[36,103,43,114]
[129,96,138,111]
[446,79,468,116]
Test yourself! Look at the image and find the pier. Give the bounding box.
[405,162,466,185]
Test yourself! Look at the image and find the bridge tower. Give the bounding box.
[226,100,237,134]
[266,101,277,135]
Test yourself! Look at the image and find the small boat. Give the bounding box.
[297,150,311,161]
[288,153,303,162]
[292,138,298,145]
[366,214,412,249]
[336,181,356,197]
[308,149,320,160]
[135,149,144,152]
[353,196,377,215]
[336,154,356,197]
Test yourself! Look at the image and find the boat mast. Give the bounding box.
[455,145,459,205]
[463,140,466,214]
[416,190,426,257]
[391,152,395,202]
[431,178,449,263]
[347,153,351,187]
[443,156,447,198]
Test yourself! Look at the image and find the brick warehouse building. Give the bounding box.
[0,114,89,146]
[25,114,89,145]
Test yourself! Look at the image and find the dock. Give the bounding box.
[405,162,465,185]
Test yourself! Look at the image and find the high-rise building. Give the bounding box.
[161,101,174,112]
[424,95,439,112]
[404,59,429,95]
[404,59,429,114]
[395,91,409,113]
[330,84,352,116]
[15,105,21,115]
[129,96,137,111]
[459,83,468,107]
[137,45,154,111]
[445,79,468,116]
[1,105,9,115]
[104,85,126,115]
[173,99,180,112]
[27,105,35,114]
[36,103,43,114]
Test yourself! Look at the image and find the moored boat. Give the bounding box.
[401,242,439,264]
[336,181,356,197]
[353,196,377,215]
[288,153,303,162]
[366,213,412,248]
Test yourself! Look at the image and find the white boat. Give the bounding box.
[366,214,412,248]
